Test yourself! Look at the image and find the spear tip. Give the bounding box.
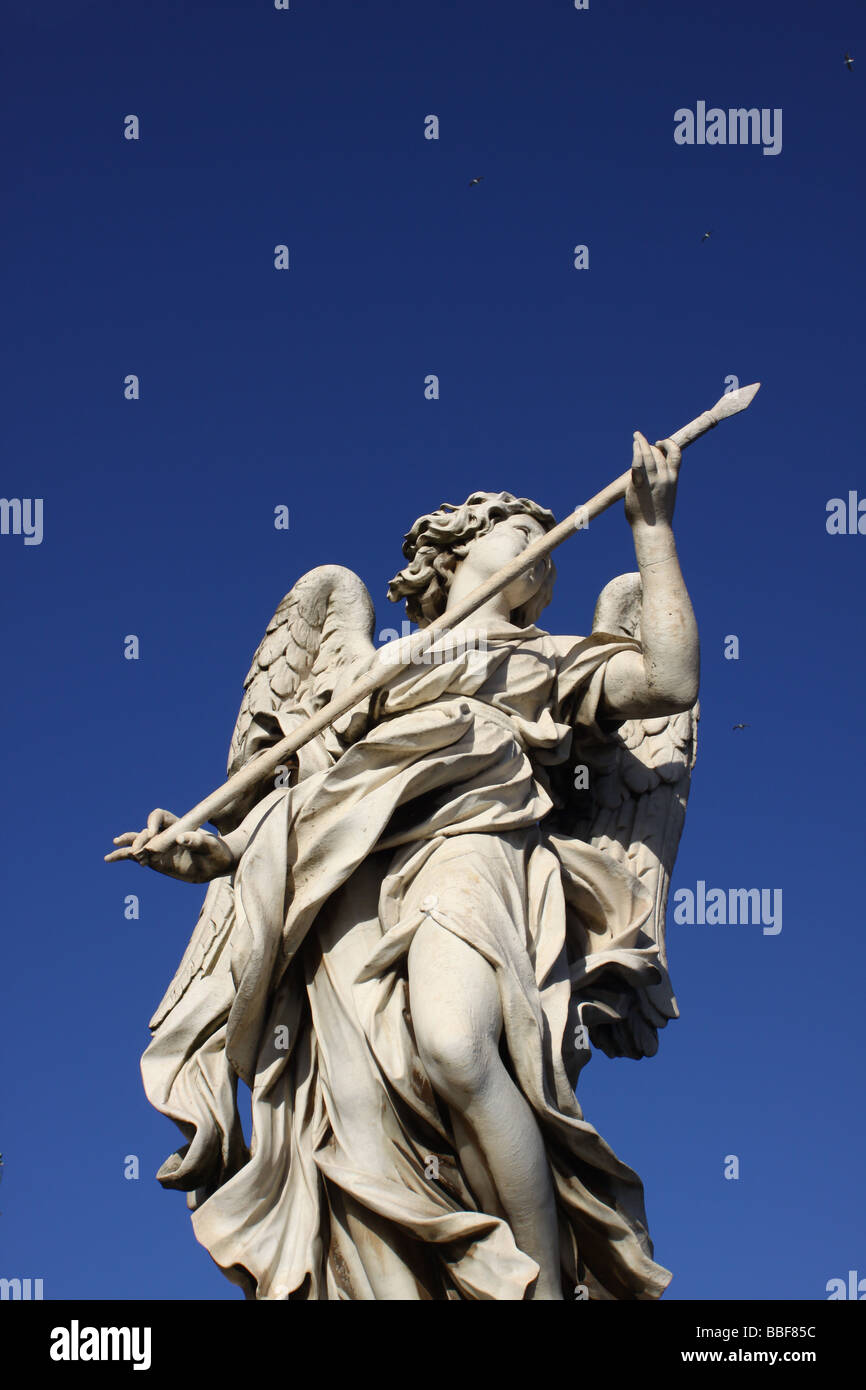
[712,381,761,420]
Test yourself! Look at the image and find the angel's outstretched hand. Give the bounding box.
[104,807,235,883]
[624,432,681,532]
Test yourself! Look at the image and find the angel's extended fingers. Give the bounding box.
[631,432,650,487]
[104,845,137,863]
[647,445,669,482]
[129,809,171,854]
[637,432,659,481]
[112,832,139,846]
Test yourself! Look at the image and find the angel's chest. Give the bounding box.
[471,647,557,716]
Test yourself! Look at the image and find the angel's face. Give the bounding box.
[460,512,549,611]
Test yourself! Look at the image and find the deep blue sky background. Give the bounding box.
[2,0,864,1301]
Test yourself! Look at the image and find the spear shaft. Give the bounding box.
[142,383,759,854]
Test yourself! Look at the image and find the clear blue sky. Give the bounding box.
[2,0,864,1300]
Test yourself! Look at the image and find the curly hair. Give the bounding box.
[387,490,557,628]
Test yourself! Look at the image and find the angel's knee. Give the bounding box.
[415,1015,499,1110]
[409,923,502,1111]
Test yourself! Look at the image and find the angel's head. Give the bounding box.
[387,490,557,627]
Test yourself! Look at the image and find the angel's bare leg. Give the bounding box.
[408,920,563,1300]
[449,1109,506,1220]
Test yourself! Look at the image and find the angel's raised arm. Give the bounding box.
[598,559,698,722]
[597,435,699,721]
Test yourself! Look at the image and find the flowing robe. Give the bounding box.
[142,621,674,1300]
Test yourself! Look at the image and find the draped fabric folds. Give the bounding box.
[141,623,673,1299]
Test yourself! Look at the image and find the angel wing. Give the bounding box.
[218,564,377,831]
[149,565,376,1030]
[568,572,699,1061]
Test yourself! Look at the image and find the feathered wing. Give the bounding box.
[219,564,377,830]
[569,573,699,1060]
[149,565,376,1030]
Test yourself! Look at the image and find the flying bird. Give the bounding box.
[701,230,712,242]
[468,176,484,187]
[732,723,750,731]
[844,52,854,71]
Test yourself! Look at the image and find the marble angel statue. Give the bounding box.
[107,432,700,1300]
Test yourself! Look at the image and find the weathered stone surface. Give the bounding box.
[108,446,700,1300]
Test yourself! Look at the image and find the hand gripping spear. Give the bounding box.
[134,383,759,857]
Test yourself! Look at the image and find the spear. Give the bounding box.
[136,383,759,855]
